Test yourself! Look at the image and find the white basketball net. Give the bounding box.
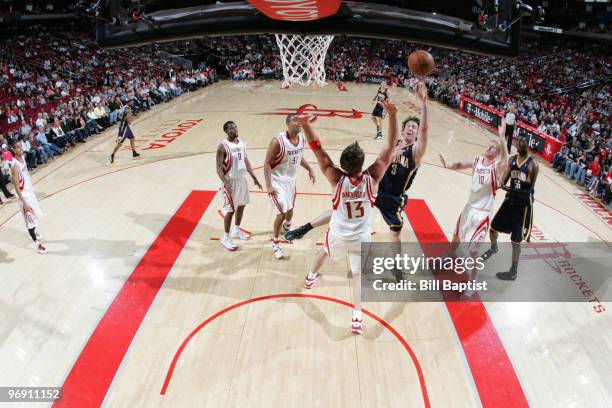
[275,34,334,87]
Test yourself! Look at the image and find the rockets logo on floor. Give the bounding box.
[259,104,366,122]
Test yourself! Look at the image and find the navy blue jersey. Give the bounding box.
[379,143,419,196]
[118,115,129,136]
[507,155,534,206]
[374,87,388,103]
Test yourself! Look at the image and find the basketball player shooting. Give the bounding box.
[264,114,316,259]
[216,121,262,251]
[439,118,509,297]
[108,100,140,164]
[482,134,539,281]
[284,82,429,283]
[371,81,389,140]
[296,99,398,334]
[10,141,47,254]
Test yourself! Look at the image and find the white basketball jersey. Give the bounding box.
[221,138,247,179]
[330,172,376,239]
[468,157,498,211]
[271,131,304,181]
[11,157,34,196]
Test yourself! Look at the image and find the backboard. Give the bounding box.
[93,1,539,56]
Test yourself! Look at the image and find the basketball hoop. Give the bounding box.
[275,34,334,88]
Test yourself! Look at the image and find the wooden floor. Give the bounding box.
[0,80,611,407]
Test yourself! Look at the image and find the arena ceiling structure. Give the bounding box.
[93,1,545,56]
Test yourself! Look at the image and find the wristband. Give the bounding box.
[309,139,322,151]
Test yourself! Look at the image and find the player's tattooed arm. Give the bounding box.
[264,137,281,195]
[295,115,342,186]
[413,80,428,167]
[438,154,472,171]
[245,154,262,190]
[369,99,398,181]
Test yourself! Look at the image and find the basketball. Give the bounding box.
[408,50,435,76]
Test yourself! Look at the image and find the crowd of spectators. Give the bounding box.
[1,27,610,207]
[0,24,217,206]
[426,38,611,205]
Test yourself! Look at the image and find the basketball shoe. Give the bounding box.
[304,271,319,289]
[220,235,238,251]
[272,241,284,259]
[231,226,250,240]
[283,223,313,241]
[37,242,48,254]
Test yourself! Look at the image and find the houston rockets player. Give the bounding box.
[284,82,428,282]
[264,114,316,259]
[296,99,398,334]
[216,121,262,251]
[10,141,47,254]
[438,119,509,296]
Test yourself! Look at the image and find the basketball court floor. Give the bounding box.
[1,81,610,407]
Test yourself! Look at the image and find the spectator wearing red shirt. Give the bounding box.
[1,144,13,162]
[577,156,601,186]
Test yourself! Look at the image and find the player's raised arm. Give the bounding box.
[368,100,398,181]
[500,156,514,188]
[496,118,509,175]
[263,137,281,196]
[412,80,428,167]
[295,115,343,186]
[439,154,473,171]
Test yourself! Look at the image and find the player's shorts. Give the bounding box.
[374,191,408,232]
[322,229,371,274]
[20,193,42,229]
[269,177,296,215]
[372,103,384,118]
[117,125,134,142]
[491,199,533,243]
[221,177,249,214]
[455,205,492,251]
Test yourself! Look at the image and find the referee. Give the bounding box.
[504,105,516,153]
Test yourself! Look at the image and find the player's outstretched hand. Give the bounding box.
[498,117,506,139]
[439,154,448,168]
[267,186,277,197]
[381,99,397,116]
[294,114,315,125]
[416,80,428,101]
